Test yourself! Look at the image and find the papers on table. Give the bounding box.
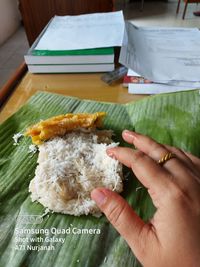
[120,22,200,91]
[125,68,197,95]
[127,69,140,77]
[128,82,197,95]
[35,11,125,51]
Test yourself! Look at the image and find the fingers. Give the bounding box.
[107,146,170,200]
[122,130,194,170]
[164,144,200,177]
[122,130,168,162]
[163,145,200,183]
[91,188,150,258]
[184,151,200,173]
[121,130,199,188]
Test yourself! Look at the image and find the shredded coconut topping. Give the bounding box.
[136,186,143,192]
[13,133,23,145]
[28,144,38,154]
[29,130,123,216]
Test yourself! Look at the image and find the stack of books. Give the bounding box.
[25,46,114,73]
[24,11,125,73]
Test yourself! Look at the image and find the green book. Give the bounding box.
[25,47,114,65]
[32,47,114,56]
[24,16,115,67]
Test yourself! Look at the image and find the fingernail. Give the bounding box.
[106,148,117,160]
[123,130,139,140]
[91,189,107,206]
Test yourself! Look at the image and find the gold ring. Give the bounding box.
[158,152,176,166]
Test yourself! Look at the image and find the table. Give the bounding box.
[0,64,147,124]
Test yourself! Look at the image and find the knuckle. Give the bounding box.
[106,201,127,227]
[150,142,165,155]
[131,150,145,165]
[172,147,185,157]
[173,147,183,154]
[168,182,189,204]
[168,182,200,216]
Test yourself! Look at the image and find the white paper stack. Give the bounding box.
[120,22,200,94]
[126,69,198,95]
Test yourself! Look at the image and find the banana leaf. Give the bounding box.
[0,90,200,267]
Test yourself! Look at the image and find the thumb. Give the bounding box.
[91,188,146,257]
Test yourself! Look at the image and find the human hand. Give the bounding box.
[91,130,200,267]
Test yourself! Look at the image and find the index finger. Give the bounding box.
[106,146,171,202]
[122,130,200,189]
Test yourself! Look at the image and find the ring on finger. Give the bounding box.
[158,152,176,166]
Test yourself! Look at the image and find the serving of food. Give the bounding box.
[25,112,123,216]
[1,90,197,267]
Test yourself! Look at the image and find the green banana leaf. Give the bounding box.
[0,90,200,267]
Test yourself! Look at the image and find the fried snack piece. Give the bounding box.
[25,112,106,145]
